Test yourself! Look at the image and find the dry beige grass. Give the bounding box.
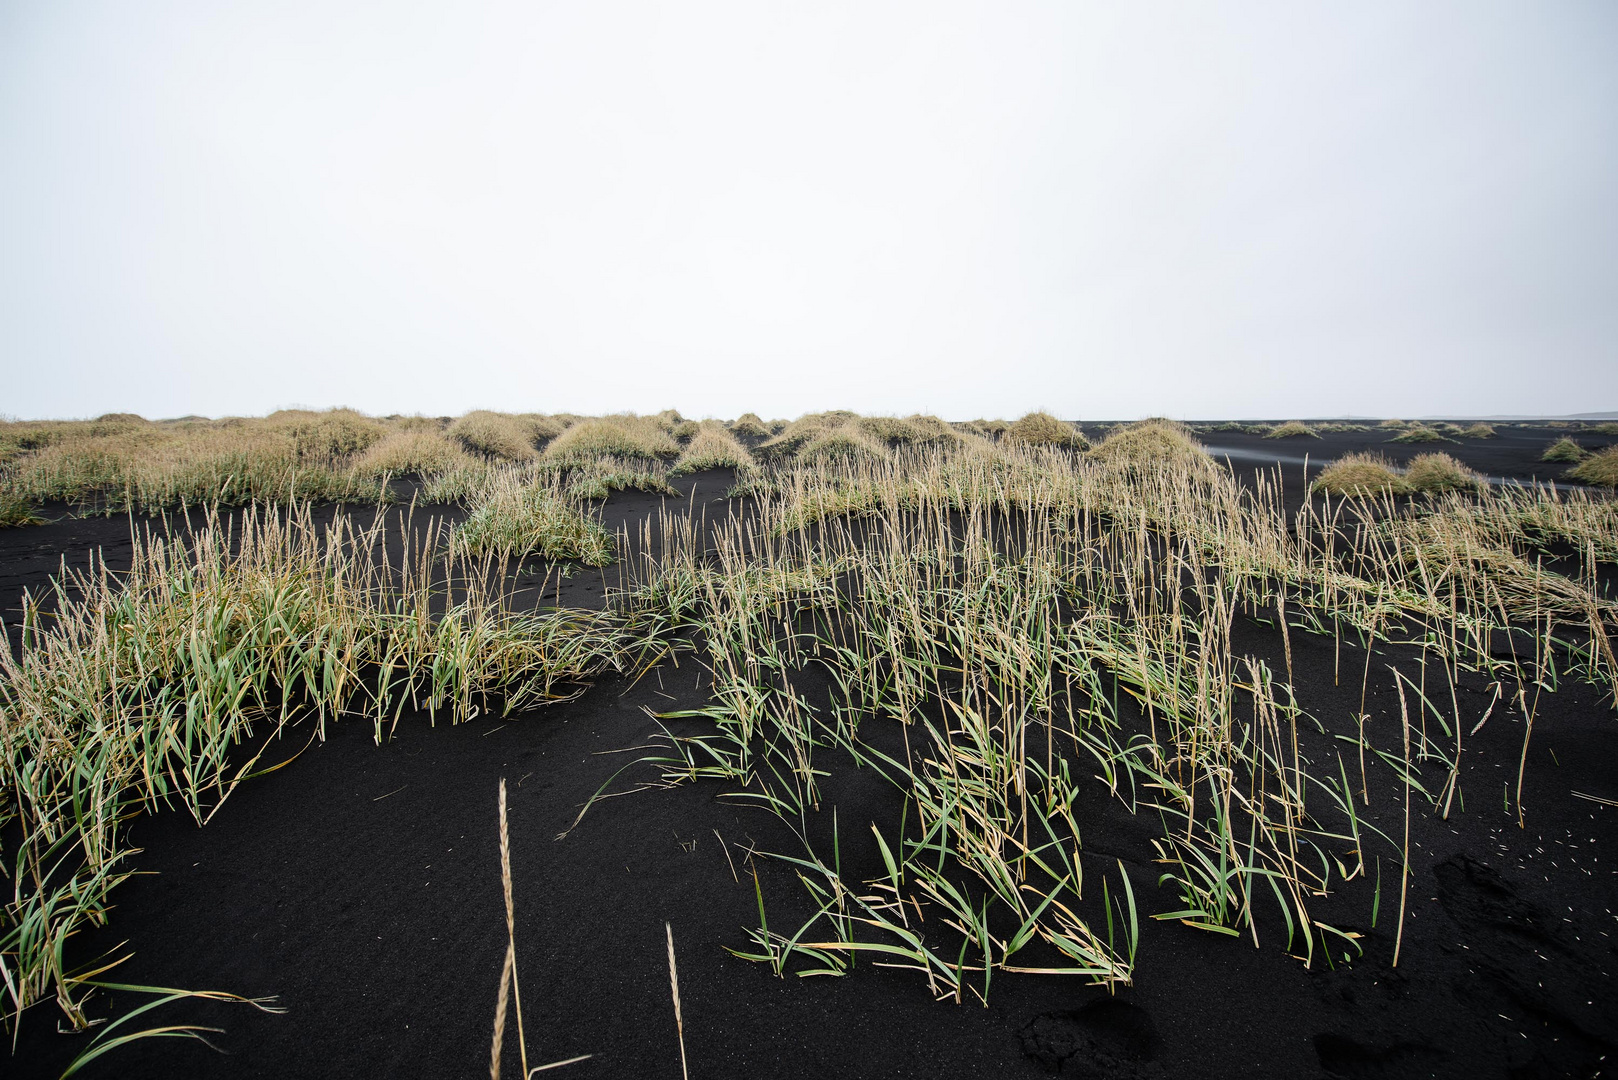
[1088,419,1208,471]
[729,413,770,439]
[1004,411,1087,449]
[447,412,542,462]
[672,422,755,474]
[541,415,681,464]
[758,412,862,457]
[858,415,962,447]
[1405,452,1483,494]
[1542,437,1586,463]
[1567,445,1618,487]
[1264,421,1318,439]
[1311,452,1408,496]
[353,430,479,478]
[1458,423,1497,439]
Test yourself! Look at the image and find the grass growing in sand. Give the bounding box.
[3,407,1615,1062]
[1567,446,1618,488]
[1543,437,1586,463]
[1264,420,1318,439]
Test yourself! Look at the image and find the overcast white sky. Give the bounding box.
[2,2,1615,421]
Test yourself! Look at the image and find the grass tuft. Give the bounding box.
[1542,437,1586,463]
[1264,421,1318,439]
[1004,411,1087,449]
[1566,445,1618,487]
[1311,452,1409,496]
[1404,452,1483,494]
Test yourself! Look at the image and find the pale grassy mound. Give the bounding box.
[1311,453,1408,496]
[265,408,387,462]
[1387,423,1450,444]
[857,415,962,448]
[353,430,478,478]
[672,422,756,474]
[542,415,681,464]
[1567,446,1618,487]
[446,411,541,462]
[518,414,573,441]
[729,413,770,439]
[1004,411,1087,449]
[1458,422,1496,438]
[799,422,891,465]
[1314,422,1371,433]
[758,412,862,458]
[671,420,702,441]
[1264,421,1318,439]
[1405,452,1483,494]
[1542,437,1586,463]
[1088,419,1209,472]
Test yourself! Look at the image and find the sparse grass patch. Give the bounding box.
[1458,422,1496,438]
[452,471,614,563]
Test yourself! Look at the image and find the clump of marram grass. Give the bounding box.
[1387,423,1450,444]
[542,415,681,463]
[729,413,770,439]
[1004,411,1087,449]
[671,420,701,441]
[757,412,860,458]
[1542,437,1586,463]
[859,414,961,447]
[1567,446,1618,488]
[265,408,386,462]
[798,422,890,465]
[452,472,613,563]
[1264,421,1318,439]
[352,429,478,478]
[973,418,1010,437]
[1311,452,1409,496]
[1088,419,1208,472]
[1458,422,1496,438]
[1587,422,1618,436]
[446,412,541,462]
[1314,422,1371,433]
[1405,452,1483,494]
[672,422,755,474]
[518,414,573,441]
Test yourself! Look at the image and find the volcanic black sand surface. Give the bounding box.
[5,439,1616,1079]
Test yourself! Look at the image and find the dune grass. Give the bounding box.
[728,413,770,439]
[1387,423,1451,444]
[1311,452,1409,496]
[1004,410,1087,449]
[1458,422,1496,438]
[542,416,681,464]
[671,422,756,474]
[1264,420,1318,439]
[1567,445,1618,488]
[6,408,1617,1058]
[1543,437,1586,463]
[1404,452,1483,494]
[447,412,545,462]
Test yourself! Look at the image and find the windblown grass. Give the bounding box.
[1543,437,1586,463]
[1567,445,1618,488]
[354,429,480,478]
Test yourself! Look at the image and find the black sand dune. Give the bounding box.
[5,434,1615,1080]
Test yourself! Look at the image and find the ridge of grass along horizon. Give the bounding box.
[1264,420,1319,439]
[541,416,681,464]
